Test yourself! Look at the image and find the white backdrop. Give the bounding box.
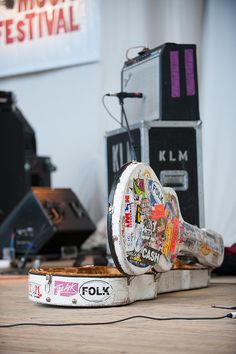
[0,0,235,246]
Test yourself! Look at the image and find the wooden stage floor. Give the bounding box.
[0,274,235,354]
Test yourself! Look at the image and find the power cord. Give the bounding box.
[0,313,234,328]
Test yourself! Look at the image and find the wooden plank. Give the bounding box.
[0,275,235,354]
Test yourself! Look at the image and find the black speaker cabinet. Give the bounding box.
[121,42,199,124]
[0,188,96,257]
[0,102,35,223]
[0,91,55,224]
[106,121,204,227]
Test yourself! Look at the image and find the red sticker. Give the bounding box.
[150,204,165,221]
[170,217,180,253]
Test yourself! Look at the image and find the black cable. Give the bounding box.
[212,304,236,310]
[0,314,231,328]
[102,94,122,126]
[119,99,137,161]
[102,94,137,161]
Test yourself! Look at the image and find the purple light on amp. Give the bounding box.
[184,49,195,96]
[170,51,180,98]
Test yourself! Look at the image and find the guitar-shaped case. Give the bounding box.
[28,162,224,307]
[107,161,224,275]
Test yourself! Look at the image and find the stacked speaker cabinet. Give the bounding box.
[121,42,200,124]
[106,43,204,227]
[0,91,55,224]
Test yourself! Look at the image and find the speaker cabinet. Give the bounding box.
[0,188,96,257]
[0,92,55,224]
[121,43,199,124]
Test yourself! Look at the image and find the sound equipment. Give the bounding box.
[28,162,223,307]
[31,156,56,187]
[121,43,199,124]
[0,91,55,224]
[106,121,204,227]
[0,188,96,257]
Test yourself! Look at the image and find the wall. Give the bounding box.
[200,0,236,246]
[0,0,235,245]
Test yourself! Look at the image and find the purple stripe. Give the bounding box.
[184,49,195,96]
[170,51,180,98]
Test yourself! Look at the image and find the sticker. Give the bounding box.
[79,280,112,303]
[143,170,151,178]
[201,243,211,256]
[170,217,180,253]
[205,231,223,253]
[148,180,164,205]
[163,190,181,257]
[140,247,161,265]
[149,203,165,221]
[163,219,173,257]
[156,230,166,253]
[127,253,147,268]
[124,194,134,228]
[141,198,150,214]
[125,231,134,252]
[54,281,79,297]
[135,205,142,224]
[28,282,42,298]
[171,194,180,218]
[133,178,145,198]
[134,178,145,193]
[142,218,154,240]
[133,226,142,252]
[156,218,165,238]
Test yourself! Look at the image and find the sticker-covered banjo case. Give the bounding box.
[28,162,224,307]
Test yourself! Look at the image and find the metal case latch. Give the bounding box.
[45,274,53,293]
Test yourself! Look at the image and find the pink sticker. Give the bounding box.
[170,51,180,98]
[29,282,42,298]
[184,49,195,96]
[54,281,79,297]
[124,194,134,228]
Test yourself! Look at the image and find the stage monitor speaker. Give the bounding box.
[0,188,96,257]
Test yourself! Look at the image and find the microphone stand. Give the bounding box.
[118,95,137,161]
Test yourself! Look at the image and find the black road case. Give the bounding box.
[106,120,204,227]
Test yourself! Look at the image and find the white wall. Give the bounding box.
[200,0,236,246]
[0,0,235,245]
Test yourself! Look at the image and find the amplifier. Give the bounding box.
[106,121,204,227]
[121,43,199,124]
[0,188,95,257]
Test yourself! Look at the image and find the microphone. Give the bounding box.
[106,92,143,99]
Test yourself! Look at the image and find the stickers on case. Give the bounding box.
[108,162,224,276]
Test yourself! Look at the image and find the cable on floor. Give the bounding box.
[0,313,234,328]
